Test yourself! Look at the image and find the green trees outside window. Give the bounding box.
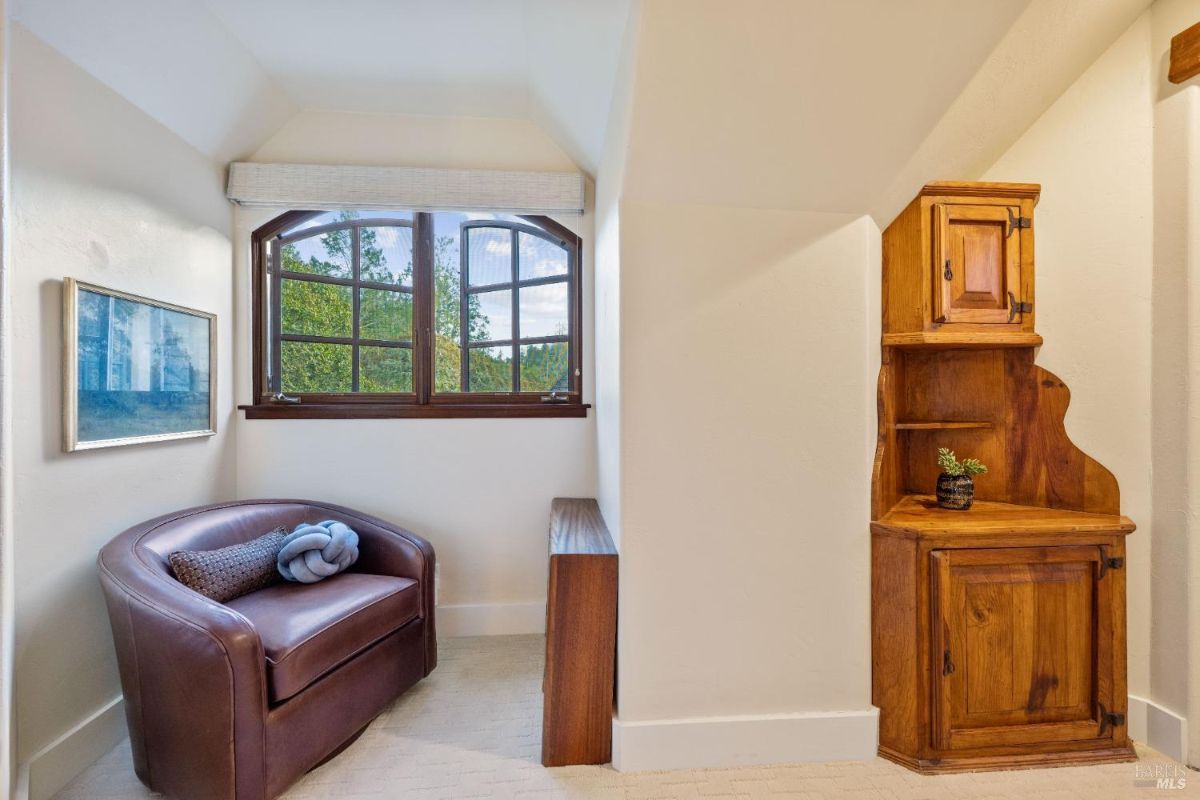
[263,210,578,408]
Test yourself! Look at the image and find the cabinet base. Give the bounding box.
[878,743,1137,774]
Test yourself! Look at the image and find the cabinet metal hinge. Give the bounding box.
[942,649,955,677]
[1007,207,1032,237]
[1099,704,1126,735]
[1007,291,1034,322]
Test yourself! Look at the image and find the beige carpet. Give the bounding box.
[57,635,1195,799]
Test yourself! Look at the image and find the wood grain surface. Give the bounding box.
[871,182,1134,773]
[542,498,618,767]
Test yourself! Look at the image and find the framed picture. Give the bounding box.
[63,278,216,451]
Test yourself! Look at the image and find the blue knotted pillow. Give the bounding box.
[276,520,360,584]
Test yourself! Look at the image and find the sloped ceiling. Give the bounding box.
[872,0,1153,225]
[200,0,631,174]
[8,0,1154,206]
[617,0,1154,221]
[620,0,1030,214]
[10,0,630,173]
[9,0,297,163]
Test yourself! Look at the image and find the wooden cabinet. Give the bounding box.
[541,498,618,767]
[872,182,1135,773]
[882,182,1038,349]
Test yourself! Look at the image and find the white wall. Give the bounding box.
[0,5,14,796]
[610,203,880,769]
[1148,0,1200,767]
[603,1,905,769]
[9,24,236,800]
[235,110,598,635]
[982,6,1156,730]
[592,3,641,549]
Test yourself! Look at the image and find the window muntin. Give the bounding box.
[441,220,572,395]
[272,212,415,395]
[254,209,581,415]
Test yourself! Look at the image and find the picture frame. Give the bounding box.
[63,278,217,451]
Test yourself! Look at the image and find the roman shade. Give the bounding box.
[226,162,585,214]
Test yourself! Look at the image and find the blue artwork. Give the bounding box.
[69,283,214,449]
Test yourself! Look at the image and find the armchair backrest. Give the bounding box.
[131,502,316,578]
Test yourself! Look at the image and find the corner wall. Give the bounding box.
[0,4,13,796]
[981,6,1156,743]
[9,25,236,800]
[611,203,880,769]
[980,2,1200,764]
[593,2,641,549]
[1149,0,1200,767]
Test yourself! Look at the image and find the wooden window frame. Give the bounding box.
[242,210,587,419]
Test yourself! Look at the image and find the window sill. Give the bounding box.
[238,403,590,419]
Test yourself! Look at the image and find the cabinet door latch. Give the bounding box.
[1098,554,1125,579]
[1007,291,1034,322]
[942,649,955,677]
[1099,704,1126,735]
[1007,207,1032,237]
[943,259,953,281]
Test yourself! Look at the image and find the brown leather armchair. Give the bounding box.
[97,499,436,800]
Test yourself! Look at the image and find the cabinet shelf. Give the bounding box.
[874,495,1134,538]
[894,420,992,430]
[883,331,1043,349]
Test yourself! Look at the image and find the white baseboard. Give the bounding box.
[16,695,126,800]
[611,707,880,772]
[1129,695,1187,763]
[437,601,545,637]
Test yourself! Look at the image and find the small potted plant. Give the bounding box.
[936,448,988,510]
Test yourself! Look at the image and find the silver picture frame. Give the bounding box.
[63,278,217,451]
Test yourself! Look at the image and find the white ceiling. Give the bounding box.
[9,0,1154,213]
[202,0,529,117]
[10,0,630,172]
[9,0,298,163]
[872,0,1153,224]
[613,0,1154,220]
[618,0,1031,214]
[200,0,631,173]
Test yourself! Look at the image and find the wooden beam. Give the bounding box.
[1169,20,1200,84]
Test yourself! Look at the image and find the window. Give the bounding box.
[245,210,585,418]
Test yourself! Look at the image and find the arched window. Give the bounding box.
[245,210,584,418]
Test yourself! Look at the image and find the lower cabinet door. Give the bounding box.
[930,546,1114,751]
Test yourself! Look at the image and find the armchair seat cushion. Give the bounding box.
[226,573,420,703]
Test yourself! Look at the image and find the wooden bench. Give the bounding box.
[541,498,618,766]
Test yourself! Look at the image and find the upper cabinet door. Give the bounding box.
[933,204,1022,324]
[930,546,1114,752]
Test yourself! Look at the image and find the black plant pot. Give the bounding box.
[936,473,974,510]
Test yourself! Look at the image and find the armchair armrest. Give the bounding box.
[98,527,271,800]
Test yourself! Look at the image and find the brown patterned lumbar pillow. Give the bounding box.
[169,528,288,602]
